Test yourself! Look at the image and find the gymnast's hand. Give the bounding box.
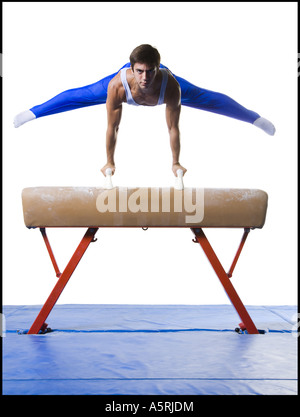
[172,163,187,177]
[101,163,115,176]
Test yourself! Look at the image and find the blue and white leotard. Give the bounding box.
[14,62,275,134]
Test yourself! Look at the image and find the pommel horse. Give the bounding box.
[21,178,268,335]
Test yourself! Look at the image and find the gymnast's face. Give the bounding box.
[132,62,158,90]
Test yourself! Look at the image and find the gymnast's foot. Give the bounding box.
[253,117,276,136]
[13,110,36,128]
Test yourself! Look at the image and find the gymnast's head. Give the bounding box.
[129,44,161,71]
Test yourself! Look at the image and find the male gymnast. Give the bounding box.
[14,44,275,178]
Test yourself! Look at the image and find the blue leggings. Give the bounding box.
[30,63,260,123]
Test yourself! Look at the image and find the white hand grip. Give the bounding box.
[174,169,184,190]
[104,168,114,189]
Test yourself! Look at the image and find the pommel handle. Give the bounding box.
[104,168,114,189]
[174,169,184,190]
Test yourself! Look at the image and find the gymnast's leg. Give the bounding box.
[13,74,115,128]
[13,63,131,128]
[173,74,275,135]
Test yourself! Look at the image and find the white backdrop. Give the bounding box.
[3,2,297,306]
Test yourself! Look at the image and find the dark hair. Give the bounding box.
[129,44,161,69]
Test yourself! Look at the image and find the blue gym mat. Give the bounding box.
[2,304,298,395]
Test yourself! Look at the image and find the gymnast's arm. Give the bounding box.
[165,81,187,177]
[101,79,123,176]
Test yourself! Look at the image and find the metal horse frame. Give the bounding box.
[27,226,259,335]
